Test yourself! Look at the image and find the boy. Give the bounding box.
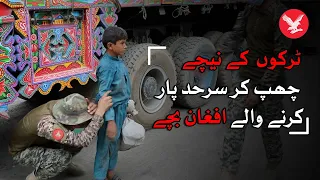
[94,26,131,180]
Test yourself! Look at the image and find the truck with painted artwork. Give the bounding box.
[0,0,246,128]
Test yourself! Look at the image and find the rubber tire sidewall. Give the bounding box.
[203,31,223,45]
[123,43,177,129]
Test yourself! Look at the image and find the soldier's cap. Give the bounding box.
[52,93,92,125]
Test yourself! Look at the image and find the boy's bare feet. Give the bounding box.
[107,120,117,140]
[107,170,115,180]
[105,170,122,180]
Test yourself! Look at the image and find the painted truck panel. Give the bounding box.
[0,0,234,118]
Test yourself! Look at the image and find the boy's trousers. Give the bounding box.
[94,103,127,180]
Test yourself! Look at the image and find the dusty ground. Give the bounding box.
[0,52,319,180]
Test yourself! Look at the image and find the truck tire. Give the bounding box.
[122,43,177,129]
[160,36,187,55]
[172,37,218,108]
[203,31,223,45]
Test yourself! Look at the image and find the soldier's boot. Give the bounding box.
[64,162,85,176]
[219,170,236,180]
[26,171,38,180]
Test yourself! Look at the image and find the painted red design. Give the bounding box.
[106,16,114,25]
[0,80,5,94]
[35,62,81,76]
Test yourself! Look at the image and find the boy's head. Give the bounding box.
[102,26,128,56]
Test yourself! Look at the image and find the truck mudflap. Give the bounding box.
[0,0,119,119]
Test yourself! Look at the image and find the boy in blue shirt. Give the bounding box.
[94,26,131,180]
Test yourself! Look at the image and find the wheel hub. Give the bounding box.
[142,76,157,100]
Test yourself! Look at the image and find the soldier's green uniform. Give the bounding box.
[9,94,104,180]
[220,0,292,176]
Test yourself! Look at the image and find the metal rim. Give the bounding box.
[139,65,167,114]
[193,55,217,89]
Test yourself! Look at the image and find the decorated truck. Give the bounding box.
[0,0,246,128]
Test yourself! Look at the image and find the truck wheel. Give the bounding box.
[203,31,223,45]
[122,43,177,129]
[172,37,218,108]
[160,36,187,55]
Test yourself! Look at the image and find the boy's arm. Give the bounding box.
[95,66,116,121]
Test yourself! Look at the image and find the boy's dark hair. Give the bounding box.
[102,26,128,49]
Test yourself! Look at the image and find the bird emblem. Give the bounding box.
[282,14,304,34]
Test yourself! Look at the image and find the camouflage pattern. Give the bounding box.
[37,114,104,147]
[9,93,105,179]
[12,146,79,179]
[219,0,292,175]
[228,1,292,88]
[11,114,103,179]
[52,93,93,125]
[221,70,283,175]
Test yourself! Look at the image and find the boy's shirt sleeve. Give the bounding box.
[95,64,117,121]
[95,65,116,102]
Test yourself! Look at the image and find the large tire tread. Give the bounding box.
[160,36,187,55]
[173,37,217,108]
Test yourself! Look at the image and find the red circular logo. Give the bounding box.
[279,9,309,39]
[52,129,64,141]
